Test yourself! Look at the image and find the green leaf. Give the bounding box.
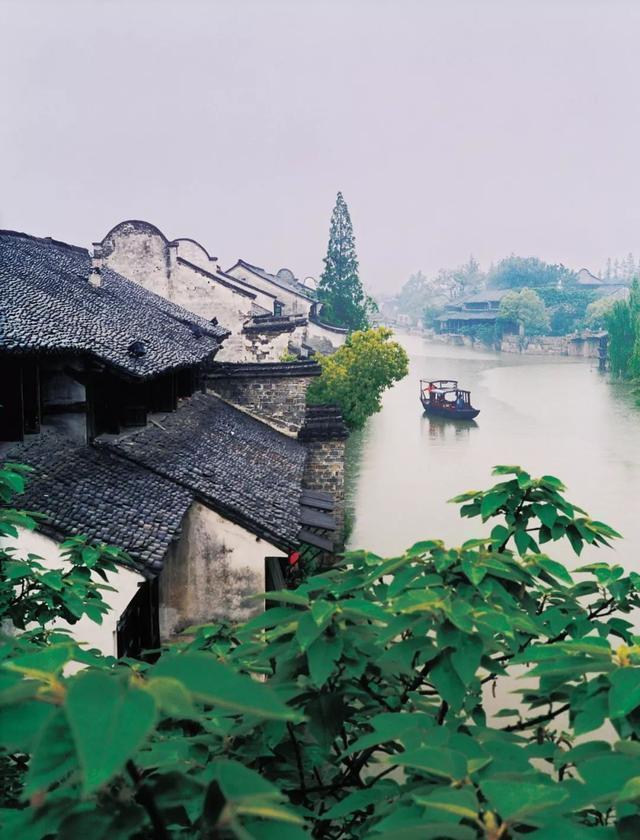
[517,470,531,488]
[0,699,53,752]
[534,504,558,529]
[65,671,157,794]
[460,555,487,586]
[5,644,73,678]
[429,652,465,710]
[340,599,391,622]
[393,746,467,781]
[24,709,77,796]
[480,491,509,519]
[405,540,441,557]
[536,556,573,584]
[151,653,298,720]
[323,787,381,819]
[617,776,640,802]
[307,634,343,687]
[414,786,479,820]
[492,465,521,476]
[260,590,309,606]
[144,676,197,718]
[212,759,280,800]
[540,474,566,490]
[481,780,568,822]
[450,635,483,686]
[609,668,640,717]
[374,827,475,840]
[296,611,324,652]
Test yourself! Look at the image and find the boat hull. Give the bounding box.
[421,398,480,420]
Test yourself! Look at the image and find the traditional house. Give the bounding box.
[436,289,512,334]
[0,229,340,658]
[93,220,346,363]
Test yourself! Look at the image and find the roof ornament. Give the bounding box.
[128,340,147,358]
[88,254,102,288]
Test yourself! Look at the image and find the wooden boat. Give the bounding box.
[420,379,480,420]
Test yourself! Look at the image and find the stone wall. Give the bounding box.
[500,335,569,355]
[500,333,605,358]
[159,501,282,639]
[207,361,321,434]
[299,405,349,544]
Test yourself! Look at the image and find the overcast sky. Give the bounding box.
[2,0,639,293]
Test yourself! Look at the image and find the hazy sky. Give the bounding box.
[2,0,640,294]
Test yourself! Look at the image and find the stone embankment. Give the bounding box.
[432,331,607,359]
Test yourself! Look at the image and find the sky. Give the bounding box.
[1,0,640,295]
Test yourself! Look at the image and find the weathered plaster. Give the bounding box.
[159,502,282,639]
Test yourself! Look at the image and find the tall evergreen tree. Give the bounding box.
[317,191,374,330]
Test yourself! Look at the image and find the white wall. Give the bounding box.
[227,264,313,316]
[159,501,284,639]
[2,527,144,657]
[306,320,347,352]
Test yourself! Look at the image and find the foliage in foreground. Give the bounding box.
[4,463,640,837]
[306,326,408,430]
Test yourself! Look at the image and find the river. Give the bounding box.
[346,335,640,572]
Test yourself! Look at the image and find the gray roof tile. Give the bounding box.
[0,230,228,378]
[98,392,307,548]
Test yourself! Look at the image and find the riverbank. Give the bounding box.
[428,329,606,358]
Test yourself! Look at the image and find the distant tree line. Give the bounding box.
[390,254,634,339]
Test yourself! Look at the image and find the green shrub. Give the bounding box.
[2,464,640,838]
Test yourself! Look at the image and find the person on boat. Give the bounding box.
[456,393,465,410]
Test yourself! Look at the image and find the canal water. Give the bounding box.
[346,335,640,572]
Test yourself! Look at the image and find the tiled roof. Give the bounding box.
[228,259,317,302]
[98,392,307,548]
[438,311,499,322]
[0,230,228,378]
[11,432,192,574]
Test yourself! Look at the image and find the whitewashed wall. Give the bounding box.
[226,264,312,316]
[159,501,284,639]
[2,528,144,657]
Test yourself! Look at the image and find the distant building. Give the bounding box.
[0,229,343,657]
[436,289,512,333]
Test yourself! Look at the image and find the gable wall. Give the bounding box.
[227,265,312,316]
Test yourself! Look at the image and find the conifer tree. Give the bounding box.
[317,192,374,330]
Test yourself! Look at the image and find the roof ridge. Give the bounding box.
[0,228,89,255]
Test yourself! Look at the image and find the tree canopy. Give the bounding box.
[498,288,550,336]
[6,463,640,838]
[317,192,375,331]
[606,280,640,379]
[488,256,575,290]
[306,327,409,429]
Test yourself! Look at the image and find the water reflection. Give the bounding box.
[347,335,640,573]
[423,414,479,441]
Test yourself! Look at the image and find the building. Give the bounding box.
[0,229,343,657]
[93,220,346,363]
[436,289,512,333]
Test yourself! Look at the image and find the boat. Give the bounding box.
[420,379,480,420]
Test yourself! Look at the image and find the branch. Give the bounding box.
[287,722,307,796]
[126,761,170,840]
[501,703,570,733]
